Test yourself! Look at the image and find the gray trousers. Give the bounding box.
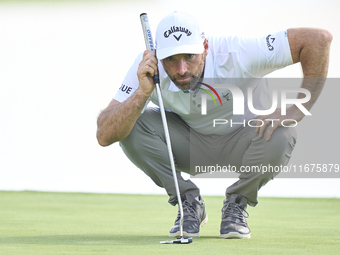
[119,107,297,207]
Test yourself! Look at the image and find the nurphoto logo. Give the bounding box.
[198,82,312,128]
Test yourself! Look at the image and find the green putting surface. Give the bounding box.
[0,191,339,255]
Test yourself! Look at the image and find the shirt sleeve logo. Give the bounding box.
[119,84,133,94]
[266,34,275,51]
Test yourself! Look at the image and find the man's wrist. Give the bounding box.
[135,87,152,100]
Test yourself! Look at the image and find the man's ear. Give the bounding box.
[203,38,209,56]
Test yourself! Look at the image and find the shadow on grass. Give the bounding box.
[0,234,223,246]
[0,234,158,246]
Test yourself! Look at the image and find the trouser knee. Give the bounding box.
[262,126,297,167]
[241,126,297,172]
[120,107,162,155]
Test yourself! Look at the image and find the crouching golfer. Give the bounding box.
[96,11,332,238]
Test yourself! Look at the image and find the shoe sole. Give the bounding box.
[169,215,208,238]
[219,232,251,239]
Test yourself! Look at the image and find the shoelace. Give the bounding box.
[175,200,198,222]
[221,202,249,223]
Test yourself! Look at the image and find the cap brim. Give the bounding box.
[156,44,204,60]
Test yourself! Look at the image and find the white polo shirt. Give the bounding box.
[114,30,293,135]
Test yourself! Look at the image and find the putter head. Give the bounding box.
[180,237,193,244]
[160,237,193,244]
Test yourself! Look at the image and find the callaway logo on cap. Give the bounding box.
[155,11,205,60]
[164,26,192,40]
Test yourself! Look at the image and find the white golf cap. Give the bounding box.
[155,11,205,60]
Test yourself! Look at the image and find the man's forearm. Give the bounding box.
[96,89,150,146]
[256,28,333,141]
[288,28,333,112]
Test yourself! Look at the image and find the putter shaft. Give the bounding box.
[155,82,184,238]
[140,13,185,239]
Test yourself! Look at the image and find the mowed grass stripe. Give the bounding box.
[0,191,339,255]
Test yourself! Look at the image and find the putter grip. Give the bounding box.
[140,13,160,84]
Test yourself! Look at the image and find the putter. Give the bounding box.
[140,13,192,245]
